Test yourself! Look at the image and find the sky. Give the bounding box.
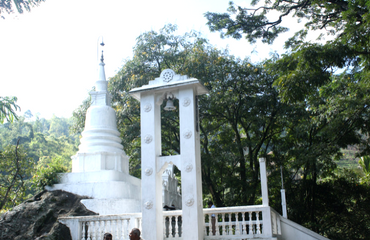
[0,0,296,120]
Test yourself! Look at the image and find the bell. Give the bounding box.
[164,99,176,111]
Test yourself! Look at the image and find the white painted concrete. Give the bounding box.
[47,53,141,215]
[129,69,208,240]
[279,216,330,240]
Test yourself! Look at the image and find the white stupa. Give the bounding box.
[47,49,141,215]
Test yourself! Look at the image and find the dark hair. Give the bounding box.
[104,233,112,239]
[208,201,213,205]
[132,228,141,237]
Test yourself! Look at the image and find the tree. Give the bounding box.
[359,156,370,183]
[68,24,370,237]
[205,0,370,50]
[0,96,20,124]
[78,25,302,207]
[205,0,370,153]
[0,0,45,17]
[0,139,34,210]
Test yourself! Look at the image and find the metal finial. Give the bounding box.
[100,50,104,63]
[97,36,105,64]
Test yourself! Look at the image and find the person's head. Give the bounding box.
[104,233,112,240]
[129,228,141,240]
[208,201,213,207]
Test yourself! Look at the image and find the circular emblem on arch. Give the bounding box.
[183,130,192,139]
[144,103,152,112]
[161,69,175,83]
[185,164,193,172]
[144,168,153,176]
[144,200,153,209]
[183,98,191,107]
[185,198,194,207]
[144,134,153,144]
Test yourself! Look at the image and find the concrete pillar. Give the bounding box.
[140,93,163,240]
[259,157,269,206]
[179,88,204,240]
[281,189,287,218]
[129,69,208,240]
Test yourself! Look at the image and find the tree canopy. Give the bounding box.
[0,96,20,124]
[0,0,45,17]
[0,114,78,211]
[205,0,370,155]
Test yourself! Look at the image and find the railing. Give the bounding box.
[59,213,142,240]
[161,206,281,239]
[60,206,281,240]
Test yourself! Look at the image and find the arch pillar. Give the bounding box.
[130,69,208,240]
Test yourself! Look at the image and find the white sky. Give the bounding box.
[0,0,297,119]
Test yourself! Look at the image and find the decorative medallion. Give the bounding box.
[161,69,175,83]
[183,98,191,107]
[144,200,153,209]
[185,164,193,173]
[162,180,168,187]
[144,168,153,176]
[185,198,194,207]
[183,130,192,139]
[144,135,153,144]
[144,103,152,112]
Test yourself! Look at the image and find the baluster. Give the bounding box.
[256,211,261,235]
[126,219,130,240]
[228,213,232,235]
[90,221,97,240]
[163,216,167,239]
[235,212,240,236]
[203,214,207,236]
[174,215,179,238]
[248,212,253,235]
[102,220,106,237]
[138,217,142,230]
[122,219,126,240]
[219,213,224,236]
[113,220,118,240]
[96,221,101,240]
[118,219,123,240]
[87,221,92,240]
[81,222,86,240]
[97,220,102,240]
[241,212,246,235]
[107,220,112,237]
[179,215,183,237]
[171,215,175,238]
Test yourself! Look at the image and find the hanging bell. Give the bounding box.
[164,99,176,111]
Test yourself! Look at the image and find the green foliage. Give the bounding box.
[0,0,45,17]
[68,23,370,237]
[0,141,34,210]
[205,0,370,51]
[0,96,20,124]
[32,157,68,191]
[0,115,79,165]
[0,114,78,209]
[287,170,370,240]
[359,156,370,184]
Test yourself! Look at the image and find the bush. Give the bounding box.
[32,157,68,191]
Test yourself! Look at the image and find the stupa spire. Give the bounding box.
[96,40,107,90]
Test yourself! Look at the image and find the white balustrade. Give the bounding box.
[163,210,182,239]
[59,206,282,240]
[59,213,141,240]
[203,205,280,239]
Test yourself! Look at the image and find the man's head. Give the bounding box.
[104,233,112,240]
[208,201,213,207]
[129,228,141,240]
